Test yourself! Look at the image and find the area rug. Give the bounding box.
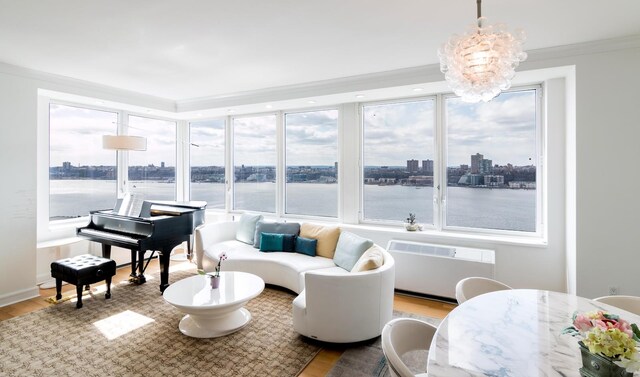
[326,312,441,377]
[0,270,320,377]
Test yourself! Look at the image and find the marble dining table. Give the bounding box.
[427,289,640,377]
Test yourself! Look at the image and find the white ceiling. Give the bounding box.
[1,0,639,101]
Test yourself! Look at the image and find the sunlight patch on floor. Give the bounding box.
[93,310,155,340]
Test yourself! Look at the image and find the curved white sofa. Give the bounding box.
[194,220,395,343]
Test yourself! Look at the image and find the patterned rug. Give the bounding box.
[326,312,441,377]
[0,270,320,377]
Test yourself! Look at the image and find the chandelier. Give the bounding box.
[438,0,527,103]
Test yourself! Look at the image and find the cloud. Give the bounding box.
[285,110,338,165]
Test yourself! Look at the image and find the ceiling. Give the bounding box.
[1,0,639,102]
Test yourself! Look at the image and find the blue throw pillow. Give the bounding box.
[295,236,317,256]
[253,221,301,248]
[333,231,373,271]
[260,233,284,252]
[282,234,296,252]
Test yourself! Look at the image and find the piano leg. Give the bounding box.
[101,244,111,259]
[128,249,139,283]
[158,249,171,293]
[136,249,147,284]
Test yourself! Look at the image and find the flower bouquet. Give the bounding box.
[563,310,640,376]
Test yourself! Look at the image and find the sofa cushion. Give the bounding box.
[351,244,385,272]
[260,233,296,252]
[260,233,284,252]
[333,231,373,271]
[295,237,317,256]
[253,221,300,248]
[300,223,341,258]
[236,213,263,245]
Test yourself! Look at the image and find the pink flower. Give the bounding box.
[574,314,594,332]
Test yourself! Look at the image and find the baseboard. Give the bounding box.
[394,288,457,304]
[0,286,40,308]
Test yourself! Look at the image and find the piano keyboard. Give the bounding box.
[78,228,140,244]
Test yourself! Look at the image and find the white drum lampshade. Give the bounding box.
[102,135,147,151]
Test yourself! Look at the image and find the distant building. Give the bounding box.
[458,174,484,186]
[422,159,433,174]
[484,175,504,186]
[407,159,419,172]
[62,161,72,170]
[161,161,165,168]
[471,153,483,174]
[479,159,493,174]
[405,175,433,186]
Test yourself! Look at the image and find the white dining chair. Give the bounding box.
[455,277,512,305]
[381,318,437,377]
[593,295,640,316]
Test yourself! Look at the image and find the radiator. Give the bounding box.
[387,240,495,300]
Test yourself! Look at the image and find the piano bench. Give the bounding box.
[50,254,116,309]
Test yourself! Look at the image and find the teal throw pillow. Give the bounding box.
[333,231,373,271]
[253,221,301,248]
[260,233,284,252]
[295,237,317,256]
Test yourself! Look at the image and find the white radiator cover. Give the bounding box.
[387,240,495,300]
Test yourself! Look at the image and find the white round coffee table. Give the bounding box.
[163,271,265,338]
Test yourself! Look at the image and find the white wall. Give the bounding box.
[1,36,638,306]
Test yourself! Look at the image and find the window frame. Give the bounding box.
[440,85,544,239]
[283,107,340,219]
[359,95,438,228]
[359,85,545,240]
[188,117,228,211]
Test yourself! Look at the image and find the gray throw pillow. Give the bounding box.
[333,231,373,271]
[253,221,301,248]
[236,213,264,245]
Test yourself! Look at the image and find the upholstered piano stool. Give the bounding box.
[50,254,116,308]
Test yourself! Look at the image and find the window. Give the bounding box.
[127,115,177,201]
[444,89,539,233]
[49,104,117,220]
[285,109,338,217]
[362,99,436,224]
[190,119,226,209]
[232,115,277,213]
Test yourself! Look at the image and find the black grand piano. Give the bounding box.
[77,200,206,292]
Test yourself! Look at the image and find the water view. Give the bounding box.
[50,180,535,232]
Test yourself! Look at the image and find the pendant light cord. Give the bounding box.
[477,0,482,18]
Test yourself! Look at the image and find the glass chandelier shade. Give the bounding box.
[438,4,527,103]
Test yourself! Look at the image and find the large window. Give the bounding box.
[444,89,538,233]
[233,115,277,213]
[285,109,338,217]
[190,119,226,209]
[128,115,177,201]
[362,99,436,224]
[49,104,117,220]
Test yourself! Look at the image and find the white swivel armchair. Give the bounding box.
[381,318,437,377]
[455,277,512,305]
[593,295,640,316]
[292,249,395,343]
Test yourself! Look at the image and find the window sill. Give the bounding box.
[341,223,548,248]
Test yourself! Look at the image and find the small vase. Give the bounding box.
[210,275,220,289]
[405,223,420,231]
[578,341,632,377]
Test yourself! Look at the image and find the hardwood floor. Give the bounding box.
[0,259,456,376]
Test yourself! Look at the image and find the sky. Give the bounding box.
[50,89,536,169]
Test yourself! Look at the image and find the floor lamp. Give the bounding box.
[103,135,147,197]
